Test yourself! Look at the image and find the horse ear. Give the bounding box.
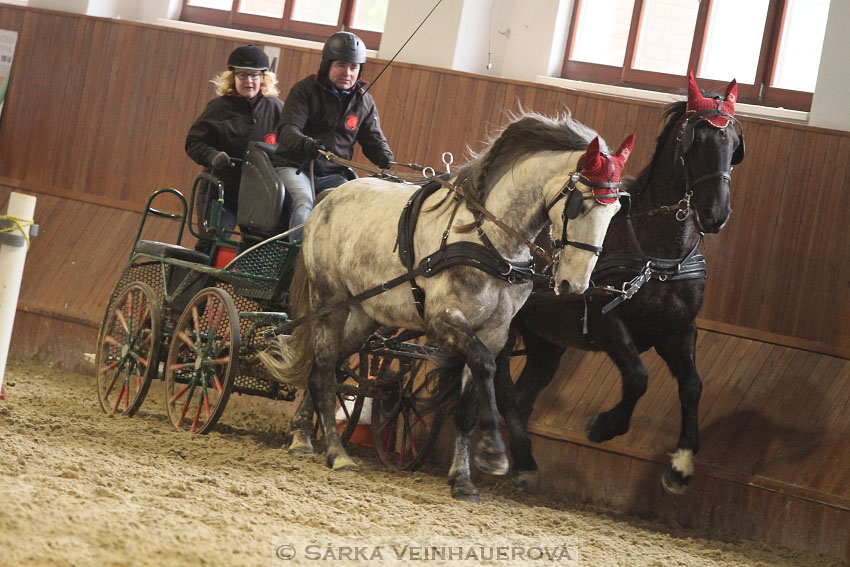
[724,78,738,107]
[583,136,602,168]
[687,70,708,106]
[614,132,635,162]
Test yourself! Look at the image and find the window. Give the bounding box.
[562,0,831,111]
[180,0,389,49]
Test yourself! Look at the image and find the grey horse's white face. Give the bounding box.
[547,133,636,295]
[549,188,621,295]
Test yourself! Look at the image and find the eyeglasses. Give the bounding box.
[235,71,263,81]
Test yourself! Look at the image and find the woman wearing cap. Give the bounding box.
[271,31,394,240]
[186,44,284,248]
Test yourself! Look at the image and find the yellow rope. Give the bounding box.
[0,215,34,249]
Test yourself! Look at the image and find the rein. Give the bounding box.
[318,149,555,264]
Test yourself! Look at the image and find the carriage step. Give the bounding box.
[233,374,298,401]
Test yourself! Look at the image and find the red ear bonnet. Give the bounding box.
[686,70,736,128]
[579,134,634,204]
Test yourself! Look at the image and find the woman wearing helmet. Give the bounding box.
[186,44,283,250]
[271,31,394,240]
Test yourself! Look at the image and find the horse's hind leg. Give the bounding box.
[655,327,701,495]
[288,393,315,454]
[310,310,358,471]
[288,309,377,456]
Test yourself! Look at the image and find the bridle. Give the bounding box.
[546,154,630,257]
[673,103,745,227]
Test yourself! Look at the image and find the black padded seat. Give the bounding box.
[135,240,209,264]
[237,142,286,236]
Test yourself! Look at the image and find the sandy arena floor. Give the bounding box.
[0,358,842,567]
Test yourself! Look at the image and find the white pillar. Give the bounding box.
[0,192,37,398]
[809,0,850,131]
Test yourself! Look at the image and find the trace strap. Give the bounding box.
[318,149,554,264]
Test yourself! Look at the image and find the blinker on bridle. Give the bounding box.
[676,104,745,184]
[547,154,630,257]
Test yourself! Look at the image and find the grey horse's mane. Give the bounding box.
[454,110,603,205]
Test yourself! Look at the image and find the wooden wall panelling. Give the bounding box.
[0,5,24,30]
[703,117,757,323]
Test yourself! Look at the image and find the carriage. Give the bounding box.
[94,142,445,471]
[94,75,741,502]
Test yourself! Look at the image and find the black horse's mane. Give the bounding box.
[454,111,600,205]
[623,101,687,197]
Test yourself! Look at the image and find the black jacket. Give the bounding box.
[185,94,283,206]
[271,74,393,176]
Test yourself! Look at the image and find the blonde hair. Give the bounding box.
[211,70,280,98]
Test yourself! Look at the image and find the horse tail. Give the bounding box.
[258,253,314,388]
[421,351,465,415]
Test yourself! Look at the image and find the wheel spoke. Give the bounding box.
[177,331,194,349]
[170,383,190,405]
[191,305,201,335]
[114,308,129,333]
[112,383,127,412]
[403,410,420,456]
[178,383,196,424]
[190,401,202,433]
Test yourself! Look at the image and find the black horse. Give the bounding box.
[494,72,744,495]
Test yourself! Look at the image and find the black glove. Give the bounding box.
[302,138,324,160]
[210,150,230,169]
[376,156,392,170]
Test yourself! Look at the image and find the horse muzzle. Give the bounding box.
[555,278,589,296]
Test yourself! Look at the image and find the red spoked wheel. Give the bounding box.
[164,287,240,434]
[96,282,162,416]
[370,356,444,471]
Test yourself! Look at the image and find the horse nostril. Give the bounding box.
[558,280,571,295]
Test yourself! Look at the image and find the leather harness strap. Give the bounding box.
[396,179,537,317]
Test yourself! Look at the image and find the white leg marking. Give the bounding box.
[670,448,694,478]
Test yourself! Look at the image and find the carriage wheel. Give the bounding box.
[312,353,369,446]
[164,287,240,434]
[370,356,444,471]
[96,282,162,416]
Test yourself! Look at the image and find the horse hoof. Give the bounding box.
[450,480,481,504]
[585,413,625,443]
[473,450,510,476]
[513,470,539,494]
[288,434,314,455]
[661,467,690,495]
[329,454,359,471]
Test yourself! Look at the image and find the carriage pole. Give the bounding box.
[0,192,37,400]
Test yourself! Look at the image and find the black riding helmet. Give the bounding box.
[227,44,269,71]
[319,32,366,81]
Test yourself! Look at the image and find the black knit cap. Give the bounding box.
[227,45,269,71]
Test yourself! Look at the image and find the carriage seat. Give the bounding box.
[237,141,286,238]
[135,240,210,264]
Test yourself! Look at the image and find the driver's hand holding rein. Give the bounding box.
[271,31,395,241]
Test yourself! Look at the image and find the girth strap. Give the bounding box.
[593,238,706,314]
[396,181,536,317]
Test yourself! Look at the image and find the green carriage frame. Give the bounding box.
[94,165,445,471]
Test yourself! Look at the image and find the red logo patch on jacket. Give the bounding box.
[345,114,360,130]
[264,133,277,144]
